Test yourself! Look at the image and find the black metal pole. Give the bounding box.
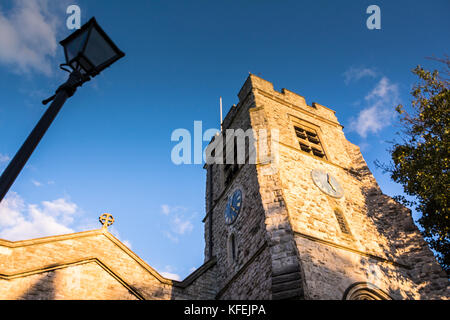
[0,71,84,204]
[0,90,68,203]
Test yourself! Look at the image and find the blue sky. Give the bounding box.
[0,0,449,280]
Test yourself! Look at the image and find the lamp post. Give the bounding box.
[0,17,125,204]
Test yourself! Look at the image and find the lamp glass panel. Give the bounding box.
[83,27,117,68]
[65,30,89,62]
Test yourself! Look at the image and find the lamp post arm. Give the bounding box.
[0,71,86,204]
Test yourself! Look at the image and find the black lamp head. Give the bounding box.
[60,17,125,77]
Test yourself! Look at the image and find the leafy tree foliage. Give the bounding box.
[379,58,449,273]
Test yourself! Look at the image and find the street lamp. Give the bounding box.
[60,17,125,79]
[0,17,125,204]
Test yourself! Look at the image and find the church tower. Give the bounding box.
[203,74,449,300]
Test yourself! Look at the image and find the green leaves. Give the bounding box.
[383,58,450,274]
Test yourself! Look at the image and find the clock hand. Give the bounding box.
[327,174,336,192]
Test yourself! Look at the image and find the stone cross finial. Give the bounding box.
[99,213,114,229]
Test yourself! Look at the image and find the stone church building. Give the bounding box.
[0,75,448,300]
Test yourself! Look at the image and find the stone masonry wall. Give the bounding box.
[204,75,309,299]
[245,74,448,299]
[0,230,217,300]
[203,83,272,299]
[205,162,272,300]
[172,261,218,300]
[0,262,139,300]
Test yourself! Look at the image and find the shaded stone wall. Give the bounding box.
[217,246,272,300]
[203,86,273,299]
[207,162,271,300]
[1,262,139,300]
[294,236,420,300]
[172,259,218,300]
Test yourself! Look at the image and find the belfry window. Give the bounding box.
[223,135,239,186]
[294,126,326,159]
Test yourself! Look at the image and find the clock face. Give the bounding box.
[311,169,344,198]
[224,189,242,225]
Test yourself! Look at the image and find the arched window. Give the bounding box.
[343,282,392,300]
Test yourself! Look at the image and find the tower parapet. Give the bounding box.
[237,74,339,125]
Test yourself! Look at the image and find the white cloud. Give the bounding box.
[160,204,194,242]
[365,77,399,102]
[164,231,179,243]
[350,105,392,138]
[0,192,25,228]
[159,266,181,281]
[31,179,58,187]
[343,67,377,85]
[0,0,62,75]
[0,153,10,163]
[172,216,193,235]
[31,179,43,187]
[160,271,181,281]
[0,192,133,248]
[0,192,78,241]
[41,198,77,215]
[160,204,187,216]
[350,77,400,138]
[161,204,170,215]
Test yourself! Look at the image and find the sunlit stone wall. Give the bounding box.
[0,230,217,300]
[245,74,449,299]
